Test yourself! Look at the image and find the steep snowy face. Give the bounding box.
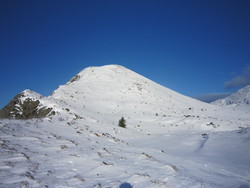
[0,90,55,119]
[212,85,250,106]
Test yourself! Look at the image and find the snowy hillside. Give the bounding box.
[212,85,250,113]
[51,65,247,133]
[1,65,250,187]
[212,85,250,106]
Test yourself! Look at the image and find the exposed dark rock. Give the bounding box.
[67,74,80,84]
[0,91,55,119]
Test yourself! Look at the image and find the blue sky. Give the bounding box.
[1,0,250,107]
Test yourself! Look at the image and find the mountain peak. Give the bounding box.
[212,85,250,106]
[79,64,134,76]
[66,65,129,85]
[21,89,43,98]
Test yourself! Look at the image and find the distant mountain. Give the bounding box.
[212,85,250,107]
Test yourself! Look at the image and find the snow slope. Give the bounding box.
[51,65,247,133]
[0,65,250,187]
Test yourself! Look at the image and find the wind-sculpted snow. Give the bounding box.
[0,65,250,187]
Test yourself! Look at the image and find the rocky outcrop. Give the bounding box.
[0,90,55,119]
[67,74,81,85]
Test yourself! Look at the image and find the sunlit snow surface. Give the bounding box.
[1,119,249,188]
[1,65,250,187]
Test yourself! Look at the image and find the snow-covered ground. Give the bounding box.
[1,65,250,187]
[1,118,249,188]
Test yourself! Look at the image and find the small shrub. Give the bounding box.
[118,117,126,128]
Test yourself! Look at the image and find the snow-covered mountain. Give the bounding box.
[0,65,250,188]
[1,64,244,131]
[0,89,56,119]
[212,85,250,106]
[51,65,233,132]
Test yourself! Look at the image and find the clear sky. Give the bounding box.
[1,0,250,107]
